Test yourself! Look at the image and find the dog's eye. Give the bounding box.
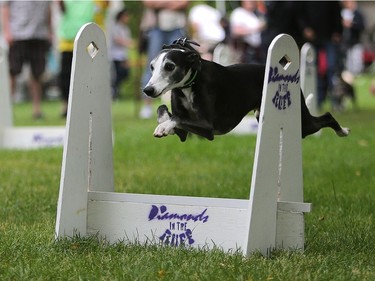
[164,63,175,72]
[150,64,154,72]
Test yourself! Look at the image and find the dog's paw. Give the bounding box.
[336,127,350,137]
[153,120,177,138]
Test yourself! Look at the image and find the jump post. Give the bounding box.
[300,43,318,116]
[0,47,65,149]
[55,23,311,257]
[231,42,317,135]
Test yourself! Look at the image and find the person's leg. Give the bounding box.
[9,76,16,99]
[325,42,339,92]
[29,39,49,118]
[59,51,73,117]
[28,77,43,118]
[8,40,24,99]
[349,44,364,75]
[316,45,328,109]
[112,61,120,100]
[325,42,341,110]
[112,60,129,100]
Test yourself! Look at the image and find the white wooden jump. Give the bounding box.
[0,46,65,149]
[301,43,318,116]
[231,42,318,136]
[55,23,311,256]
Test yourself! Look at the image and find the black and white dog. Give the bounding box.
[143,38,349,142]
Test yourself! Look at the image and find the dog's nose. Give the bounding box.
[143,86,155,97]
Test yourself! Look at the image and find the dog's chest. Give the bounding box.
[180,88,197,114]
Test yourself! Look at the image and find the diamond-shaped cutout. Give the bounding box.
[87,42,99,59]
[279,55,291,70]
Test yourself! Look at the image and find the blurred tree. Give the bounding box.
[123,1,143,39]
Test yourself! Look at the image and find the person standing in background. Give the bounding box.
[109,8,133,100]
[57,0,95,118]
[229,0,265,64]
[260,1,301,63]
[188,3,225,61]
[297,1,343,109]
[1,1,52,119]
[341,0,365,75]
[57,0,108,118]
[139,0,189,119]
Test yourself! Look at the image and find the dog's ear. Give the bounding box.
[187,51,201,71]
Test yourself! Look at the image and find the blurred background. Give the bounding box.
[0,0,374,118]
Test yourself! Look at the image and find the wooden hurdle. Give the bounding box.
[55,23,311,256]
[0,46,65,149]
[301,43,318,116]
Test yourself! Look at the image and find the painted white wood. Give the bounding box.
[0,46,13,146]
[3,127,65,149]
[277,201,312,213]
[56,29,310,256]
[85,192,311,252]
[301,43,318,116]
[88,191,249,208]
[87,194,248,250]
[276,201,312,250]
[55,23,114,238]
[0,46,65,149]
[245,34,305,255]
[230,116,258,135]
[87,192,248,250]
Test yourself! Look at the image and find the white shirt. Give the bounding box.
[110,23,131,61]
[230,7,262,47]
[189,4,225,45]
[5,1,50,40]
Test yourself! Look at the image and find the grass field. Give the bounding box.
[0,74,374,280]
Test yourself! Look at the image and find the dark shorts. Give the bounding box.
[8,39,50,79]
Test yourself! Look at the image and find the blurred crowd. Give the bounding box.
[0,0,374,120]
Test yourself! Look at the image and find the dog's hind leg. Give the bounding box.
[307,113,350,138]
[300,91,349,138]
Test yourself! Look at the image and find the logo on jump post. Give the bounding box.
[148,205,209,247]
[268,66,300,111]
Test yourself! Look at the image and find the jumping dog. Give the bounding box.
[143,38,349,142]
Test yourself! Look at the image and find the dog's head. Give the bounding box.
[143,38,201,98]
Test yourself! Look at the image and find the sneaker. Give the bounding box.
[139,105,153,119]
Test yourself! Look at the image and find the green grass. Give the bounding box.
[1,75,375,280]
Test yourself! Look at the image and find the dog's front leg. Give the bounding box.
[154,105,176,137]
[154,105,188,141]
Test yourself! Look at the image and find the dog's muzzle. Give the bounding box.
[143,86,157,98]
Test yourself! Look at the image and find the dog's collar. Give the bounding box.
[180,70,198,89]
